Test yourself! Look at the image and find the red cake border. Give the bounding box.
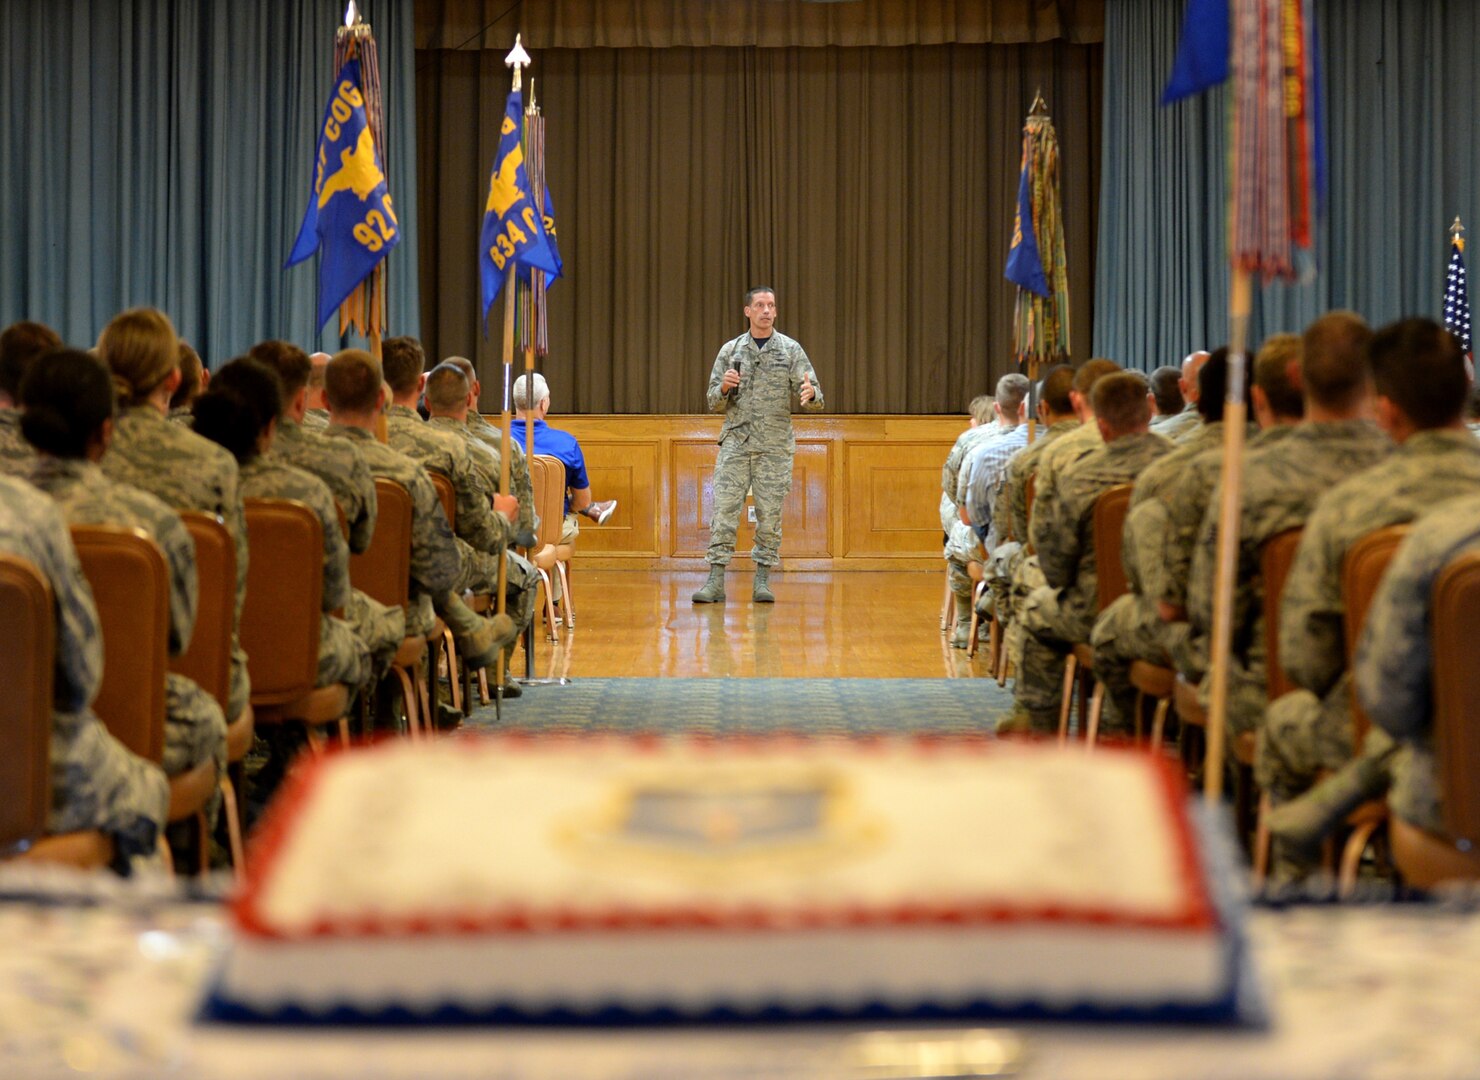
[233,735,1218,941]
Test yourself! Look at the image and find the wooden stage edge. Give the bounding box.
[505,413,969,573]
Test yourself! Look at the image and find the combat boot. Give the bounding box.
[949,593,973,648]
[458,612,520,671]
[692,565,726,604]
[753,565,776,603]
[1268,755,1390,853]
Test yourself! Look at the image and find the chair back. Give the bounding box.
[240,500,323,707]
[71,525,168,763]
[0,556,54,854]
[1340,524,1410,743]
[1432,551,1480,847]
[170,512,234,714]
[430,471,456,532]
[1091,484,1133,612]
[1260,528,1304,701]
[350,479,413,610]
[532,454,566,549]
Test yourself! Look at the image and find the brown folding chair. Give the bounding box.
[174,512,252,876]
[0,555,113,868]
[425,470,468,713]
[349,479,430,738]
[1390,551,1480,886]
[530,454,571,643]
[72,525,216,874]
[240,500,351,753]
[1058,484,1132,747]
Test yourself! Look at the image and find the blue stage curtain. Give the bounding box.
[1094,0,1480,368]
[0,0,420,365]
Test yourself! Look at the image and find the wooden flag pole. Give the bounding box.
[1203,266,1253,804]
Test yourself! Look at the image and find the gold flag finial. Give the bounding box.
[1452,216,1466,252]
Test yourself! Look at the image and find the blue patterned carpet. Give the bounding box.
[465,678,1012,737]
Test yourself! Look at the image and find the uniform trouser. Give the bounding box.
[1257,673,1357,800]
[345,587,407,683]
[1015,585,1093,729]
[163,673,228,777]
[227,638,250,726]
[705,443,793,567]
[1003,552,1047,675]
[316,612,372,692]
[1089,593,1178,731]
[945,521,984,600]
[1196,652,1271,742]
[51,709,169,874]
[986,542,1022,620]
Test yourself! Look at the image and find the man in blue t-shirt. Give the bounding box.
[512,373,616,545]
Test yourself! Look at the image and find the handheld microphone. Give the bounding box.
[725,357,742,397]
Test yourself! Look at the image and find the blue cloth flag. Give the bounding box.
[1162,0,1230,104]
[1004,155,1049,298]
[285,59,399,330]
[516,182,564,288]
[480,90,560,320]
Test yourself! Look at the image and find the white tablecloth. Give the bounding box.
[3,873,1479,1079]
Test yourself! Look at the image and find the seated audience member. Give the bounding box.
[0,320,63,474]
[1027,359,1123,511]
[1260,318,1480,877]
[322,350,517,690]
[301,352,332,430]
[23,349,228,790]
[1355,492,1480,841]
[1003,372,1172,734]
[944,374,1030,647]
[1157,351,1209,442]
[982,364,1078,633]
[193,358,370,695]
[1186,312,1391,747]
[167,342,208,424]
[443,355,537,539]
[0,472,168,875]
[1147,365,1185,435]
[512,372,617,538]
[1090,349,1244,727]
[97,307,252,727]
[939,393,998,540]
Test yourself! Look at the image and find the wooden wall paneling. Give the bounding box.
[843,440,958,558]
[569,439,661,557]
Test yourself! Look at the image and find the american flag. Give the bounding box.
[1445,231,1471,356]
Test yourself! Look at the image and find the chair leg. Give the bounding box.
[1150,697,1171,753]
[1085,681,1105,748]
[538,569,560,644]
[996,634,1011,686]
[1339,819,1383,898]
[966,581,986,659]
[987,615,1000,672]
[442,626,463,714]
[941,572,953,632]
[557,561,575,629]
[1251,790,1273,892]
[220,775,245,882]
[394,665,420,742]
[1057,653,1079,746]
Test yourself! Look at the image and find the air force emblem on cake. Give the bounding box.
[557,765,884,883]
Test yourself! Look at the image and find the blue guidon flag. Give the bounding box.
[480,89,560,322]
[285,59,399,330]
[1004,142,1050,299]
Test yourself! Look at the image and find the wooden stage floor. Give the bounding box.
[516,569,996,681]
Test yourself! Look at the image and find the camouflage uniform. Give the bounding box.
[387,404,516,596]
[0,408,35,475]
[167,405,194,426]
[466,412,538,537]
[1088,424,1224,724]
[431,414,538,638]
[324,425,464,642]
[1015,432,1172,730]
[1259,430,1480,800]
[704,330,823,567]
[1187,420,1391,739]
[301,407,330,432]
[239,457,370,690]
[102,404,251,723]
[28,457,228,778]
[269,416,403,676]
[1154,402,1201,443]
[1028,420,1104,522]
[1355,493,1480,833]
[0,476,168,870]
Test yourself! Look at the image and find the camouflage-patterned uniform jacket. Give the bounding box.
[1187,420,1390,732]
[102,403,251,721]
[387,404,515,553]
[1355,493,1480,833]
[1279,429,1480,698]
[1032,432,1172,630]
[239,456,368,689]
[1120,421,1226,602]
[1028,420,1104,532]
[706,330,823,455]
[0,408,34,476]
[995,419,1078,546]
[0,476,168,867]
[325,425,461,637]
[271,414,378,554]
[465,412,537,535]
[1154,402,1201,443]
[302,407,330,432]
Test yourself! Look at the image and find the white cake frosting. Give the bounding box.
[213,738,1236,1022]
